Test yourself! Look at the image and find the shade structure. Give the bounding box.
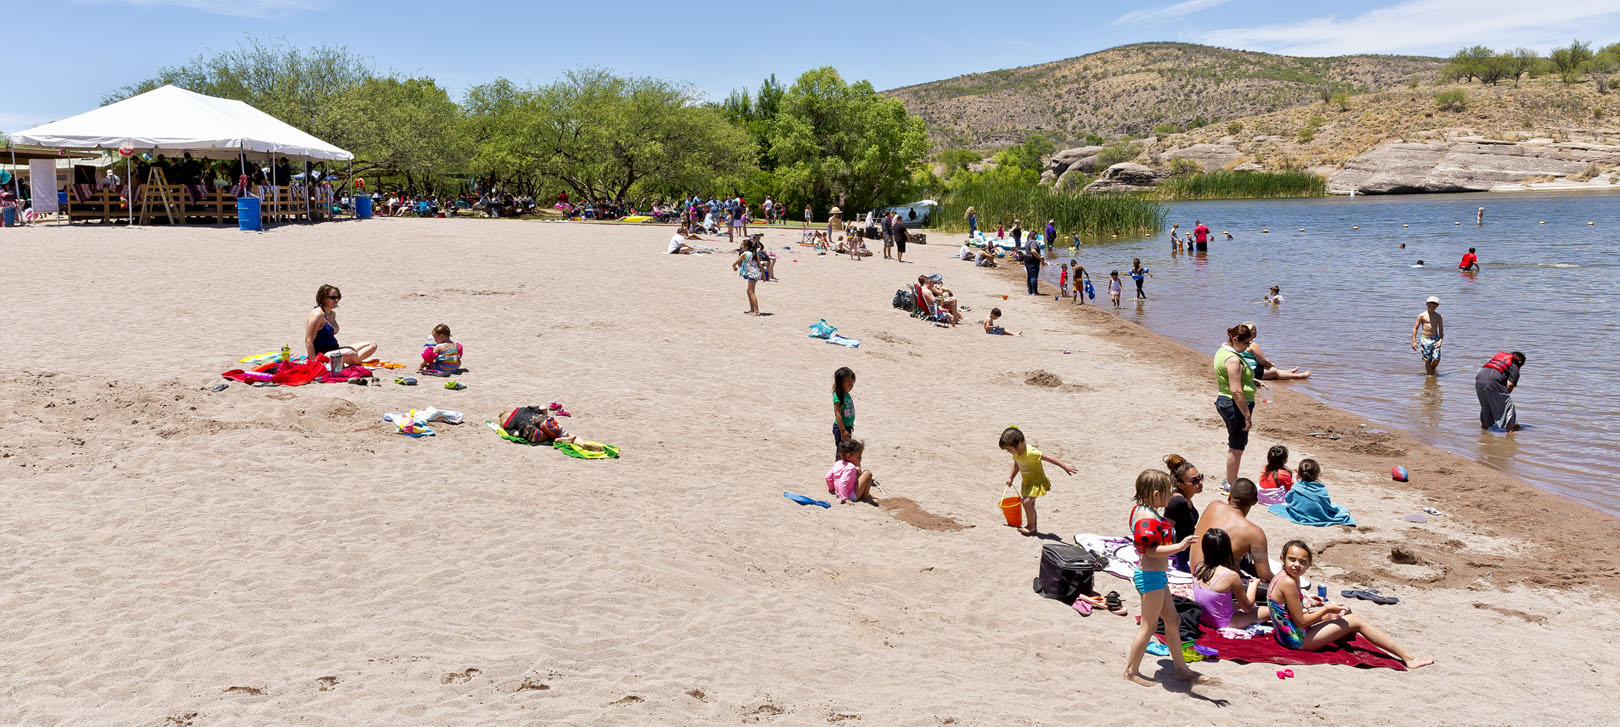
[11,85,353,162]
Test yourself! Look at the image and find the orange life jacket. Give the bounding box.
[1482,352,1515,372]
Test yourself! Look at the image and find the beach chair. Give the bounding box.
[911,284,950,324]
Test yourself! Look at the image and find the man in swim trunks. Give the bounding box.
[1190,479,1272,582]
[1193,220,1210,252]
[1411,296,1444,376]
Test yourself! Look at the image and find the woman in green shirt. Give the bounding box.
[1214,323,1258,486]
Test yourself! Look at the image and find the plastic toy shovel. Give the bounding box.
[783,492,832,508]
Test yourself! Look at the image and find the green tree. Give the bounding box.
[105,37,375,144]
[1435,89,1467,112]
[1590,48,1620,94]
[319,77,467,189]
[768,67,929,216]
[995,134,1055,172]
[1448,45,1495,83]
[1551,40,1595,83]
[937,148,981,175]
[467,68,755,204]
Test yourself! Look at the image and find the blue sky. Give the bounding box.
[5,0,1620,134]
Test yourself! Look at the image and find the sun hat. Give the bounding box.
[1426,296,1440,304]
[830,206,841,214]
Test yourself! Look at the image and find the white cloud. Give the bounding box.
[76,0,320,19]
[1115,0,1232,26]
[1197,0,1620,57]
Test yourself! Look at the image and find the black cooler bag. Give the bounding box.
[1033,543,1097,604]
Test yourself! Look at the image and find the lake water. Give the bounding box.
[1039,191,1620,516]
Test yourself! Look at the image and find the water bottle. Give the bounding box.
[279,344,291,363]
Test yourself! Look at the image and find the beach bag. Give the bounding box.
[1032,543,1097,604]
[500,406,555,444]
[892,287,916,312]
[808,319,837,339]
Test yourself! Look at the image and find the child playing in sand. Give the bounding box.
[1130,258,1152,299]
[826,438,875,503]
[1109,271,1123,310]
[1268,540,1432,668]
[1257,444,1293,505]
[999,426,1075,536]
[419,324,463,375]
[984,308,1021,336]
[832,367,856,460]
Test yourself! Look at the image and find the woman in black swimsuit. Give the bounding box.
[304,284,377,366]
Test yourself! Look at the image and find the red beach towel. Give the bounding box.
[1197,632,1406,671]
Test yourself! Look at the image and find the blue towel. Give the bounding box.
[1267,480,1355,527]
[826,334,861,348]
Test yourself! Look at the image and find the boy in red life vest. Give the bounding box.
[1459,248,1479,271]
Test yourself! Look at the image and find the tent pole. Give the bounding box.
[126,154,132,226]
[347,161,353,219]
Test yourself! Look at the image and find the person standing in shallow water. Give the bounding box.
[1476,351,1525,431]
[1411,296,1444,377]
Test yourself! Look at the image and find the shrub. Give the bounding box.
[1329,92,1350,111]
[1152,123,1183,137]
[1597,105,1606,119]
[1226,122,1244,135]
[1095,142,1141,169]
[1167,158,1202,176]
[1436,89,1468,112]
[1297,128,1316,142]
[1307,115,1327,128]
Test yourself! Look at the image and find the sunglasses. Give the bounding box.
[326,294,341,300]
[1189,475,1205,484]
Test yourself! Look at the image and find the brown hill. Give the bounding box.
[886,42,1443,147]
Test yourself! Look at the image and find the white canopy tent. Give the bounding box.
[9,84,353,225]
[11,84,352,162]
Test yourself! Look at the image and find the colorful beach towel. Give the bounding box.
[1195,631,1405,671]
[1267,480,1356,527]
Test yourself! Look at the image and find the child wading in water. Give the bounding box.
[1125,469,1212,686]
[999,426,1075,536]
[1130,258,1152,299]
[832,367,856,460]
[1108,271,1123,310]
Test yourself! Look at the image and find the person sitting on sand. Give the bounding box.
[916,276,956,325]
[419,323,463,375]
[1163,454,1205,572]
[826,438,875,504]
[1269,540,1432,668]
[1242,322,1311,380]
[932,281,965,323]
[1124,469,1209,686]
[1190,478,1272,582]
[1257,444,1293,505]
[984,308,1021,336]
[959,242,975,260]
[1194,528,1270,630]
[669,227,697,254]
[976,247,998,267]
[304,284,377,367]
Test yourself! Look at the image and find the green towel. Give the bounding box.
[554,440,620,459]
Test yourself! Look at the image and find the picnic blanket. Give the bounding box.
[1267,480,1356,527]
[221,357,373,386]
[1195,631,1406,671]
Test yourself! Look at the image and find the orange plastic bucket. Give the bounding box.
[1000,496,1023,527]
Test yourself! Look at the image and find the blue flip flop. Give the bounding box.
[1342,589,1399,605]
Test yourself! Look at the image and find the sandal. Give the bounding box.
[549,402,571,417]
[1342,589,1399,605]
[444,381,466,390]
[394,377,417,386]
[1105,591,1127,616]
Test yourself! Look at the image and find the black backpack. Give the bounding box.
[891,287,917,312]
[1032,543,1097,604]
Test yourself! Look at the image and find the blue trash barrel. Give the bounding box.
[58,191,68,206]
[355,194,373,219]
[237,197,262,231]
[1,207,15,227]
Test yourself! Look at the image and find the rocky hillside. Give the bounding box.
[1127,78,1620,193]
[886,42,1442,146]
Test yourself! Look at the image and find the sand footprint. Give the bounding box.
[222,685,264,696]
[315,676,339,691]
[440,667,481,684]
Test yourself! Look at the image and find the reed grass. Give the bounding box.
[1149,171,1326,200]
[935,182,1165,238]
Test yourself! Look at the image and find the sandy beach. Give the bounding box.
[3,218,1619,726]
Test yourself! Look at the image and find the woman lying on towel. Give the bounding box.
[1268,540,1433,669]
[305,284,377,367]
